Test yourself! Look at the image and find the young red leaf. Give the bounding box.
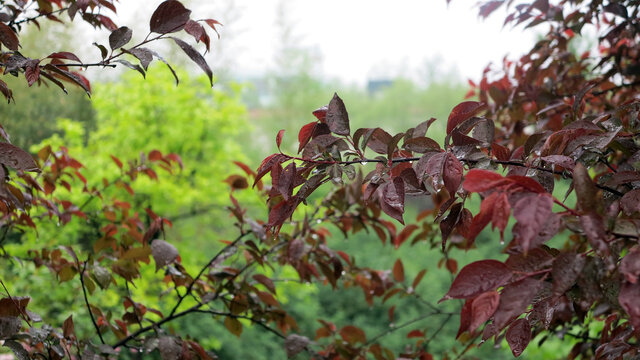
[277,162,296,200]
[447,101,485,135]
[312,106,328,122]
[297,122,317,153]
[407,330,425,338]
[150,0,191,34]
[276,129,285,150]
[325,93,350,136]
[412,269,427,290]
[469,291,500,333]
[394,224,418,249]
[506,318,531,357]
[440,260,512,301]
[393,259,405,282]
[379,177,405,224]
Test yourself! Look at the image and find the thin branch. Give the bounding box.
[80,261,105,344]
[195,309,286,339]
[423,314,454,349]
[0,277,31,326]
[167,231,252,318]
[365,311,454,346]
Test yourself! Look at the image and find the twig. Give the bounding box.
[423,313,454,349]
[80,261,105,344]
[365,311,454,346]
[167,231,252,317]
[195,309,286,339]
[0,278,31,326]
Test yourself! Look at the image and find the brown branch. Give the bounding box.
[80,261,105,344]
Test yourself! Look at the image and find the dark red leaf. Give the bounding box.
[443,152,463,195]
[128,48,154,70]
[551,252,585,296]
[493,277,542,330]
[25,59,40,87]
[326,93,350,136]
[512,194,553,252]
[412,269,427,290]
[169,37,213,87]
[573,163,600,213]
[379,177,405,224]
[506,318,531,357]
[403,137,440,153]
[0,23,19,50]
[440,260,512,301]
[109,26,132,50]
[580,212,609,255]
[0,143,39,171]
[150,0,191,34]
[447,101,485,135]
[619,281,640,330]
[366,128,393,154]
[277,162,296,200]
[621,248,640,284]
[470,291,500,332]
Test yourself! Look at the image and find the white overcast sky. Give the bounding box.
[115,0,536,85]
